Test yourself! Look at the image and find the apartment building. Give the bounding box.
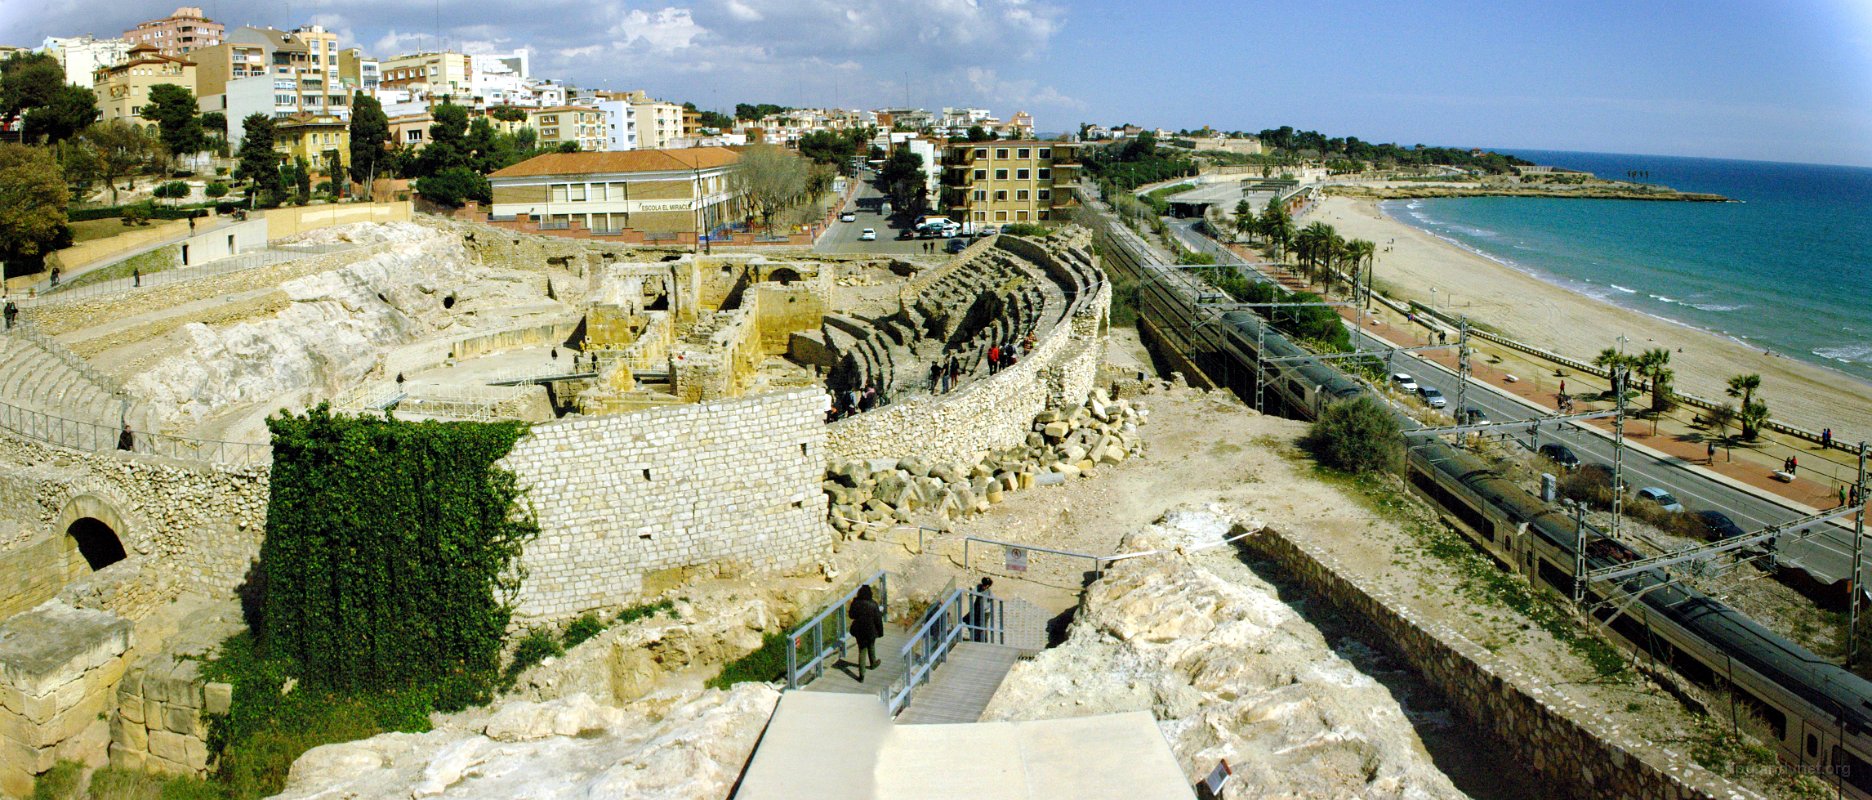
[338,48,379,93]
[93,45,195,128]
[487,148,744,239]
[274,115,349,174]
[123,7,222,57]
[195,26,348,120]
[529,106,605,152]
[42,36,130,87]
[380,51,472,99]
[594,99,638,151]
[941,141,1080,224]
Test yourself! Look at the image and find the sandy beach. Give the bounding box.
[1306,195,1872,446]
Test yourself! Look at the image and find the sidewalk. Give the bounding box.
[1226,242,1866,511]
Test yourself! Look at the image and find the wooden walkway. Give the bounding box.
[895,642,1023,724]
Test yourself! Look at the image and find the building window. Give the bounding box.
[1016,190,1029,200]
[995,148,1009,159]
[994,169,1008,180]
[1017,148,1030,159]
[1038,168,1051,180]
[974,211,986,221]
[1016,169,1030,180]
[995,211,1008,221]
[568,184,586,202]
[1017,210,1030,221]
[1038,210,1051,220]
[973,190,986,201]
[1039,148,1051,159]
[973,169,986,180]
[994,190,1007,201]
[972,148,988,159]
[1038,189,1051,200]
[551,184,568,202]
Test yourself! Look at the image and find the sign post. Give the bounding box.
[1005,547,1028,573]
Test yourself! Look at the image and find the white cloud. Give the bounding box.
[610,7,707,52]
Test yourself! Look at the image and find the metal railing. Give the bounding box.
[881,587,1003,715]
[784,570,890,690]
[19,245,353,308]
[0,398,269,466]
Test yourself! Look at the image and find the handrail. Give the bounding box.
[784,569,888,690]
[882,587,1008,714]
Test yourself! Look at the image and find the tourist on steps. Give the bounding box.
[968,578,996,643]
[848,584,884,681]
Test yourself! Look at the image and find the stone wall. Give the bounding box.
[448,316,582,361]
[1245,528,1754,800]
[498,388,833,620]
[0,435,270,617]
[108,653,223,779]
[0,603,132,798]
[263,201,412,240]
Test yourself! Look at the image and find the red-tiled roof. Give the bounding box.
[489,147,741,178]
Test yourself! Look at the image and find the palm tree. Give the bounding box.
[1634,348,1673,411]
[1707,403,1736,460]
[1298,222,1337,286]
[1344,239,1376,305]
[1233,198,1254,242]
[1725,373,1763,438]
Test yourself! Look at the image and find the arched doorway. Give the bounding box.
[66,518,126,571]
[767,267,802,286]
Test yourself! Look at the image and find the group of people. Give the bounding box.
[1783,455,1799,476]
[826,384,882,422]
[985,332,1036,377]
[929,355,963,394]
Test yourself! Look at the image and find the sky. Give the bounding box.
[6,0,1872,167]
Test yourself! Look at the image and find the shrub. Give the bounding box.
[707,630,789,689]
[1301,396,1405,474]
[615,598,675,626]
[205,182,229,199]
[999,222,1049,238]
[505,628,562,682]
[120,204,150,226]
[31,760,82,800]
[258,407,536,696]
[562,613,605,649]
[413,167,490,208]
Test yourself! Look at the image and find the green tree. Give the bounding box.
[415,103,470,177]
[1592,347,1629,375]
[236,113,284,207]
[0,52,63,123]
[153,179,190,205]
[57,138,101,198]
[1301,396,1405,474]
[1343,238,1376,301]
[290,156,312,205]
[1726,374,1765,439]
[205,181,229,200]
[82,119,158,204]
[1634,348,1674,412]
[487,105,528,123]
[0,143,71,272]
[734,144,810,235]
[877,147,925,213]
[142,83,203,174]
[1232,198,1253,240]
[1258,200,1295,262]
[348,92,391,197]
[1707,403,1736,459]
[966,125,991,142]
[24,85,100,145]
[413,166,490,207]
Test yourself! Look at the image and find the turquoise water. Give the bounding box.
[1380,150,1872,386]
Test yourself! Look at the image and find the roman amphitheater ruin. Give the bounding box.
[0,210,1121,794]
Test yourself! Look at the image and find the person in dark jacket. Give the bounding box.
[968,577,996,642]
[848,584,884,680]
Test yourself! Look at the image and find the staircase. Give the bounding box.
[0,324,153,451]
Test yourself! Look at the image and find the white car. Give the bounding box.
[840,211,856,222]
[859,228,876,241]
[1392,372,1418,393]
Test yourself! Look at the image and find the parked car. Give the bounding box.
[859,228,876,241]
[1419,386,1447,408]
[1537,443,1581,469]
[1392,372,1418,393]
[840,211,856,222]
[1637,487,1685,513]
[897,228,917,240]
[976,225,1000,237]
[945,237,968,254]
[1693,510,1745,541]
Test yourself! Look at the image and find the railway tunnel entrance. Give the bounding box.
[66,517,126,572]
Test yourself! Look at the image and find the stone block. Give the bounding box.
[203,683,231,716]
[53,717,109,768]
[184,736,209,772]
[109,741,146,771]
[118,693,143,725]
[164,705,198,737]
[147,730,188,764]
[117,716,148,752]
[144,699,163,731]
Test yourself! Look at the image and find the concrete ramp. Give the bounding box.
[736,694,1193,800]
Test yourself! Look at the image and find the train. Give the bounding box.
[1095,214,1872,795]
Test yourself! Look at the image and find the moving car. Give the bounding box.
[859,228,876,241]
[1460,406,1488,424]
[1392,373,1418,393]
[1637,487,1685,513]
[1419,386,1447,408]
[976,225,1000,237]
[840,211,857,223]
[945,237,968,254]
[897,228,917,240]
[1537,443,1581,469]
[1693,510,1745,540]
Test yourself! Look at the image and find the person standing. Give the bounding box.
[1791,455,1799,476]
[2,300,15,330]
[1824,428,1833,448]
[988,344,1001,375]
[1707,440,1717,464]
[848,584,884,681]
[930,361,943,394]
[968,578,996,643]
[133,268,140,287]
[1841,485,1850,509]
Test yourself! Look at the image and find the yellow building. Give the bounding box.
[274,115,349,175]
[487,148,744,237]
[528,106,605,152]
[380,51,472,99]
[93,45,196,128]
[941,141,1080,224]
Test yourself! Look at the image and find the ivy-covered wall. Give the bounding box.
[258,407,536,693]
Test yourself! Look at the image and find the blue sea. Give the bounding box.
[1380,150,1872,386]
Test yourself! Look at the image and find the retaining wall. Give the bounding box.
[498,388,834,620]
[1246,528,1757,800]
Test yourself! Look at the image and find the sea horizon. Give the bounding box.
[1379,148,1872,390]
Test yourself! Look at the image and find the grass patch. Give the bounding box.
[615,598,675,627]
[1316,465,1631,680]
[32,760,83,800]
[68,217,133,243]
[61,246,181,290]
[198,633,438,800]
[85,768,224,800]
[1688,717,1831,798]
[706,630,790,689]
[504,628,563,684]
[561,613,606,650]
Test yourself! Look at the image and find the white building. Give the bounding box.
[469,48,530,107]
[42,36,131,87]
[595,98,638,151]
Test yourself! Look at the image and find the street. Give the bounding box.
[1165,217,1864,586]
[814,172,965,256]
